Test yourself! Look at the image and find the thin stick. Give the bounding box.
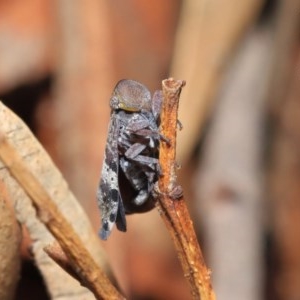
[157,78,216,300]
[0,132,125,300]
[44,242,81,282]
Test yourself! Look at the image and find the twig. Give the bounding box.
[157,78,216,300]
[44,242,81,283]
[0,131,125,300]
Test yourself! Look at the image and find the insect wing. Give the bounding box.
[97,112,126,240]
[115,194,126,232]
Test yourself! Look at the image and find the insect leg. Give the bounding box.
[124,143,147,159]
[119,158,150,206]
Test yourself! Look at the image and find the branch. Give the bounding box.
[0,102,115,299]
[0,129,125,300]
[44,242,81,283]
[157,78,216,300]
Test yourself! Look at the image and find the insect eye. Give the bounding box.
[110,96,119,109]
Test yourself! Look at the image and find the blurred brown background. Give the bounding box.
[1,0,300,299]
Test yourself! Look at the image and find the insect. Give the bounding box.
[97,79,164,240]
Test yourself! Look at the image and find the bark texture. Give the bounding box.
[0,182,21,300]
[0,102,109,300]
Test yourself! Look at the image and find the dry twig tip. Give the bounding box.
[157,78,216,300]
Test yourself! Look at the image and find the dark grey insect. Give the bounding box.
[97,79,164,240]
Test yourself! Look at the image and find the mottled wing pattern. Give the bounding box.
[97,111,126,240]
[97,79,164,240]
